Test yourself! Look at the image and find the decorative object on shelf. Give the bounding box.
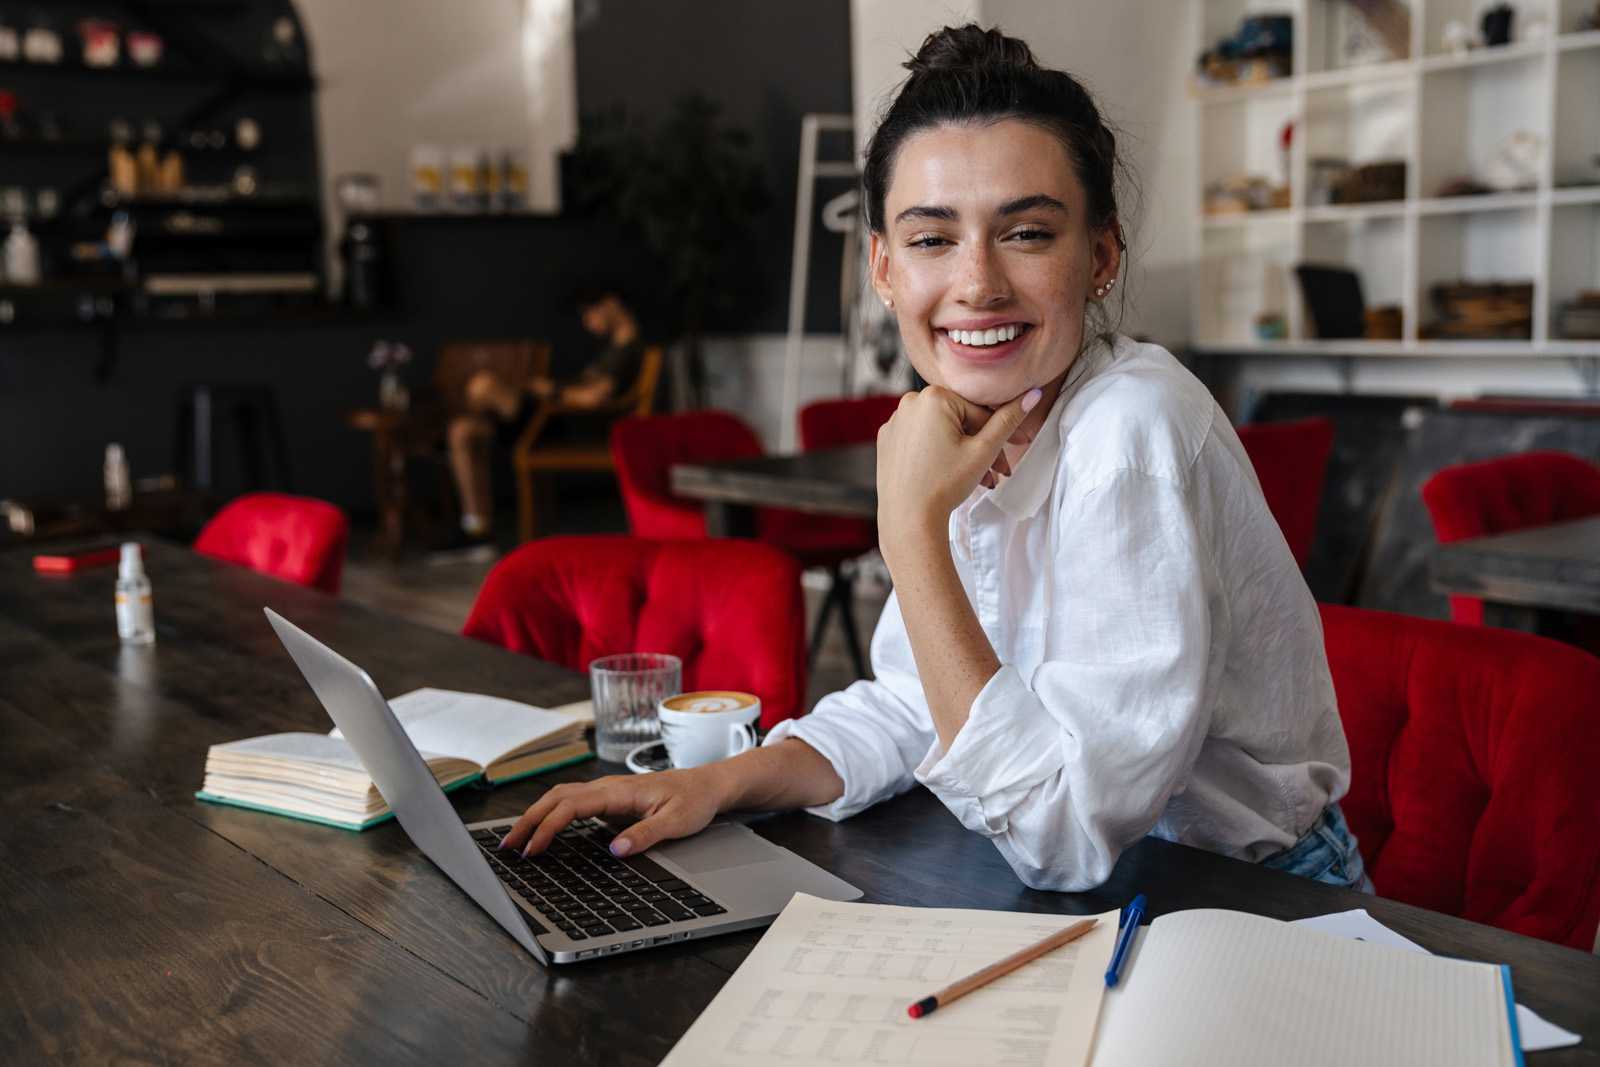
[1309,157,1350,206]
[336,173,381,214]
[1254,312,1288,341]
[22,21,62,64]
[1481,3,1515,47]
[448,146,481,212]
[1364,305,1403,340]
[368,341,413,412]
[1205,174,1290,215]
[410,144,444,210]
[1279,120,1295,192]
[77,19,119,67]
[1294,264,1367,339]
[1424,280,1534,340]
[1196,13,1293,87]
[499,149,529,211]
[1557,291,1600,340]
[1342,0,1411,63]
[0,16,18,62]
[1483,130,1542,191]
[126,30,163,68]
[1578,2,1600,32]
[4,218,40,286]
[1332,160,1406,204]
[1442,19,1475,55]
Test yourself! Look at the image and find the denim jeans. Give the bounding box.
[1260,803,1374,892]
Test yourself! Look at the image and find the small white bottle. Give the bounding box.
[115,543,155,645]
[104,443,131,510]
[3,220,39,286]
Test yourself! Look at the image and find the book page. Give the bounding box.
[211,732,371,771]
[331,688,581,769]
[662,893,1120,1067]
[1090,909,1515,1067]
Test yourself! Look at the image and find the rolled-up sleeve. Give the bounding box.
[763,591,934,820]
[916,469,1219,891]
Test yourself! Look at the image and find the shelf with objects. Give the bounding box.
[1190,0,1600,374]
[0,0,332,335]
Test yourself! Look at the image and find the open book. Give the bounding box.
[196,688,591,830]
[663,894,1521,1067]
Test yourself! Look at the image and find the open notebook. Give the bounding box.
[663,894,1521,1067]
[196,688,591,830]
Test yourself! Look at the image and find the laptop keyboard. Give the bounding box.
[472,818,727,941]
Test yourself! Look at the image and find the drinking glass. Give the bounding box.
[589,653,681,762]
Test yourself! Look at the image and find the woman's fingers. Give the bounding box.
[501,779,634,854]
[611,799,709,857]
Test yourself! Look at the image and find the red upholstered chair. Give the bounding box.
[611,410,877,677]
[462,536,806,730]
[1421,450,1600,625]
[1320,603,1600,950]
[1235,416,1335,569]
[193,492,349,594]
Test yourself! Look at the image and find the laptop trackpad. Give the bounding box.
[660,824,766,874]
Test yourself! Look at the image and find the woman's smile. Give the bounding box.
[937,321,1035,364]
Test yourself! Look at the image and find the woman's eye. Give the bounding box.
[908,235,948,249]
[1010,229,1051,242]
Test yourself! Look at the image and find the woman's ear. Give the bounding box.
[869,232,894,310]
[1091,217,1123,290]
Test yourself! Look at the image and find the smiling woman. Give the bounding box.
[500,24,1365,900]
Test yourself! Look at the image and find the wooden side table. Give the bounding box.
[345,407,416,554]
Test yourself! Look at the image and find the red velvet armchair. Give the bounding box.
[611,410,879,677]
[462,536,807,730]
[1235,416,1335,569]
[1321,603,1600,950]
[193,492,349,594]
[1421,450,1600,625]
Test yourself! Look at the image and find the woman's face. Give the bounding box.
[870,119,1120,408]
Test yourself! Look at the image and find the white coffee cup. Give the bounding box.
[657,691,760,769]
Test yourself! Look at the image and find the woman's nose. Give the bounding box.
[956,242,1010,306]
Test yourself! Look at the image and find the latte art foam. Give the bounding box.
[661,690,760,715]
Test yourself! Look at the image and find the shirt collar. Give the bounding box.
[986,337,1112,520]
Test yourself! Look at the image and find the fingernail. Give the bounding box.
[1021,388,1043,414]
[610,838,633,857]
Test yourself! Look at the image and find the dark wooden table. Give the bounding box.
[1431,515,1600,641]
[4,540,1597,1065]
[670,443,876,536]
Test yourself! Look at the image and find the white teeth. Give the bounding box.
[949,325,1022,347]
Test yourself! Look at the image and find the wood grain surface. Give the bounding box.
[3,539,1596,1064]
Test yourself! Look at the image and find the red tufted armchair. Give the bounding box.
[1321,603,1600,950]
[462,536,807,730]
[1421,450,1600,625]
[1236,416,1335,569]
[611,410,881,678]
[193,492,349,595]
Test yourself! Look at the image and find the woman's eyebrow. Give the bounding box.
[894,204,957,225]
[997,194,1067,217]
[893,194,1067,227]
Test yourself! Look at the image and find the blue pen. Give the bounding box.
[1104,893,1146,987]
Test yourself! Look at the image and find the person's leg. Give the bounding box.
[465,369,525,422]
[446,414,494,533]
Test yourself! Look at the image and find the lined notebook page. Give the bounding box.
[1090,909,1515,1067]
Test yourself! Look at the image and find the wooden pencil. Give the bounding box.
[906,916,1100,1019]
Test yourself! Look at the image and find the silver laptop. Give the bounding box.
[264,608,862,964]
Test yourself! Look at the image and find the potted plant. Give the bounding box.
[568,95,769,408]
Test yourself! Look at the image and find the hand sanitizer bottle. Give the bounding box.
[115,543,155,645]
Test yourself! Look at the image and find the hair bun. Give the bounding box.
[905,23,1040,77]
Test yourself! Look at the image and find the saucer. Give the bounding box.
[624,739,673,775]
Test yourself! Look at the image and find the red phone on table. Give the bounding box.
[32,542,135,575]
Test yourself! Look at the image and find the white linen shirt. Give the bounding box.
[764,334,1351,891]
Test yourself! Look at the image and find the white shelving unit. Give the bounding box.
[1191,0,1600,376]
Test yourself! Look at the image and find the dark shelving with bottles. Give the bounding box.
[0,0,326,331]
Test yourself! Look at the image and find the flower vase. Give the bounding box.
[378,370,409,412]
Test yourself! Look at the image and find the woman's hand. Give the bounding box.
[498,767,727,858]
[875,385,1041,561]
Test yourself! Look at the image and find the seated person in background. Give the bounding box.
[444,284,644,550]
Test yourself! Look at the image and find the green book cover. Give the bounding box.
[195,772,484,832]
